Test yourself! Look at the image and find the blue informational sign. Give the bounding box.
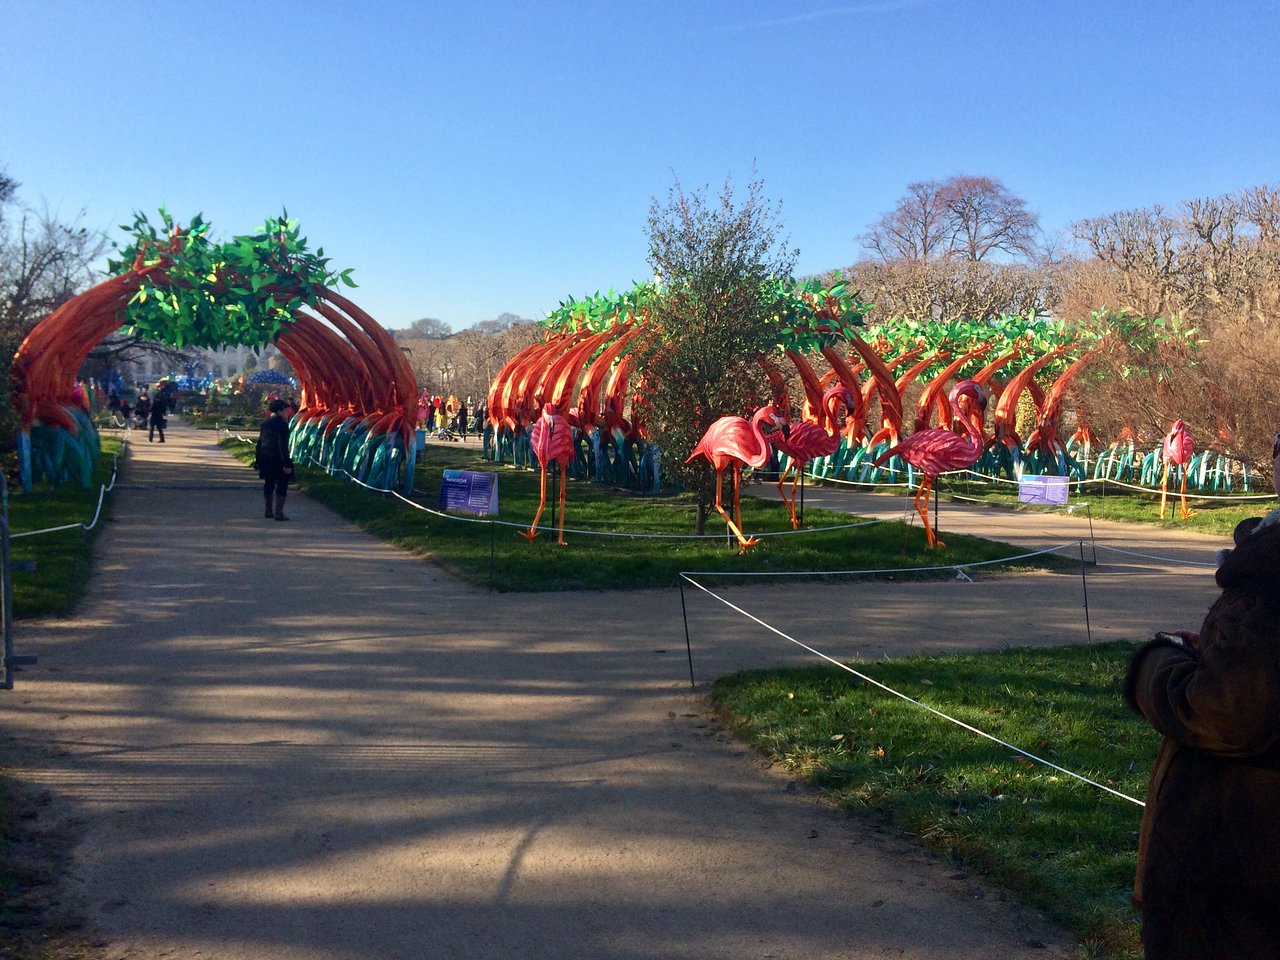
[439,470,499,516]
[1018,475,1069,506]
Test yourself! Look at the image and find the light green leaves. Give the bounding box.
[112,209,352,350]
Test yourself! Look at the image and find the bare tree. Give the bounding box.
[943,175,1041,261]
[861,175,1041,263]
[859,179,953,261]
[1,203,109,344]
[1064,184,1280,474]
[839,258,1060,324]
[398,316,451,340]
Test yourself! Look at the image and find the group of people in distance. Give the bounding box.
[107,384,173,442]
[418,392,470,440]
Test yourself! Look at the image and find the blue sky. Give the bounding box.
[3,0,1277,330]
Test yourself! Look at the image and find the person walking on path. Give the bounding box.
[148,390,169,443]
[135,391,151,429]
[255,398,295,520]
[1123,452,1280,959]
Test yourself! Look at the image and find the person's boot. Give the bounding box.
[265,495,274,519]
[274,494,289,521]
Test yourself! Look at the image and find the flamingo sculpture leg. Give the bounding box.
[772,386,854,529]
[719,464,758,552]
[522,403,575,544]
[688,405,784,554]
[873,381,988,550]
[1159,419,1195,520]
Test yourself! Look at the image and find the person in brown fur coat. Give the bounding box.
[1124,488,1280,959]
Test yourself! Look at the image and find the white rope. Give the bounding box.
[679,541,1079,578]
[275,443,900,541]
[1092,543,1217,568]
[680,573,1146,808]
[12,436,124,539]
[946,467,1276,501]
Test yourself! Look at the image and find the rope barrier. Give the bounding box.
[678,541,1080,579]
[12,436,126,540]
[1092,543,1217,568]
[227,431,1251,564]
[679,572,1147,809]
[258,438,903,541]
[944,467,1277,501]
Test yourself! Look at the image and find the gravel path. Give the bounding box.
[0,423,1237,959]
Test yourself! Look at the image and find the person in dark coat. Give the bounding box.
[1124,485,1280,958]
[148,390,170,442]
[256,398,295,520]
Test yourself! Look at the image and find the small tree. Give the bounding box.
[643,171,798,532]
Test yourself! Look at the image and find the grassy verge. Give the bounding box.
[928,471,1273,539]
[220,438,1075,591]
[8,435,124,618]
[712,641,1151,959]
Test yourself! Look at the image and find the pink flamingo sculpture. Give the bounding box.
[873,381,988,549]
[1160,419,1195,520]
[521,403,575,544]
[687,404,785,554]
[771,386,855,528]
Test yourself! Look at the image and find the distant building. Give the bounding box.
[118,343,282,386]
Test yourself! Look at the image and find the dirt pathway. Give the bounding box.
[0,424,1238,959]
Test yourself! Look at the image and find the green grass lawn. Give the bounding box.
[929,470,1275,539]
[219,438,1075,591]
[8,436,124,618]
[712,641,1152,960]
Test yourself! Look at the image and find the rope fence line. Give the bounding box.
[1093,543,1218,568]
[232,432,903,542]
[217,432,1228,568]
[678,572,1147,809]
[12,435,128,540]
[678,541,1079,579]
[810,464,1277,501]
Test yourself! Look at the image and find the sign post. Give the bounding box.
[438,471,500,591]
[438,470,499,516]
[1018,475,1069,506]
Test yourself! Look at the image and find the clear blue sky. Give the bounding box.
[3,0,1277,331]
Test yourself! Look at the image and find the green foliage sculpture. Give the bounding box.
[11,210,417,492]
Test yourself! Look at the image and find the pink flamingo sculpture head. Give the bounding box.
[521,402,577,545]
[873,380,987,549]
[771,386,855,528]
[1160,419,1195,520]
[688,404,786,553]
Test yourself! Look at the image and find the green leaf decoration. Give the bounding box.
[109,208,352,349]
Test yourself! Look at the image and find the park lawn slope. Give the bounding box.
[712,640,1152,960]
